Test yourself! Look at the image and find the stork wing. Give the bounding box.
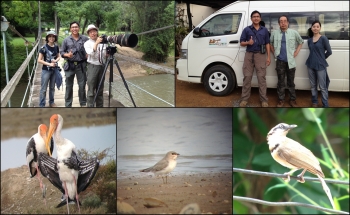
[26,137,37,177]
[77,158,99,193]
[37,152,65,194]
[278,138,325,177]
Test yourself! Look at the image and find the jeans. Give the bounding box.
[307,68,329,107]
[39,69,56,107]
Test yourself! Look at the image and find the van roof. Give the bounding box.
[217,1,348,14]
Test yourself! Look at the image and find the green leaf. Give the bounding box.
[302,108,324,122]
[265,183,287,194]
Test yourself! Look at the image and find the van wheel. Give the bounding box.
[203,65,235,96]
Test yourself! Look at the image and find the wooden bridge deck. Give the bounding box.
[28,40,174,107]
[28,39,124,107]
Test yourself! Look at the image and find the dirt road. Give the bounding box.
[176,78,349,107]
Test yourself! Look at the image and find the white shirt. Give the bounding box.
[84,38,107,65]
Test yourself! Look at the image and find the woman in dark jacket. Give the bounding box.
[305,21,332,107]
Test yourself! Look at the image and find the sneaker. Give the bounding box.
[312,103,318,107]
[289,100,298,107]
[80,104,87,107]
[261,101,268,107]
[239,100,248,107]
[50,103,57,107]
[277,100,284,107]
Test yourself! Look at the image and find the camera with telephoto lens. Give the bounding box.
[100,33,138,48]
[47,61,59,71]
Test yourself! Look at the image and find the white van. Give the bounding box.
[176,1,349,96]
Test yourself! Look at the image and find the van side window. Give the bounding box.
[200,14,242,37]
[345,12,349,39]
[289,12,315,38]
[318,12,343,40]
[262,12,349,40]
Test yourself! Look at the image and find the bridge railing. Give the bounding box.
[1,35,42,107]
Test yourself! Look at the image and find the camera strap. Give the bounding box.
[250,27,261,45]
[69,37,86,62]
[43,44,57,70]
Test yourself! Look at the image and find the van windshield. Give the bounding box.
[200,13,242,37]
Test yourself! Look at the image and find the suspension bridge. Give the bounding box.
[1,15,175,107]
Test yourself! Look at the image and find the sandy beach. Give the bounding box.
[117,172,232,214]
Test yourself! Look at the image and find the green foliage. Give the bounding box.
[82,193,102,208]
[130,1,174,62]
[2,1,38,31]
[233,108,350,214]
[1,37,36,89]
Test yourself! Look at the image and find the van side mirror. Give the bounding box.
[193,27,200,38]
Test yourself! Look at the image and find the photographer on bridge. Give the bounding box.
[38,31,61,107]
[61,21,89,107]
[84,24,107,107]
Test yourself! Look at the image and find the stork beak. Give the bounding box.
[39,124,51,156]
[45,116,57,157]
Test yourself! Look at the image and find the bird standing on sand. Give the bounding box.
[139,151,180,184]
[25,124,54,205]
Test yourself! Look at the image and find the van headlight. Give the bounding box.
[180,49,187,59]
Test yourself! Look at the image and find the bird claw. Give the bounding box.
[283,173,291,182]
[297,174,305,183]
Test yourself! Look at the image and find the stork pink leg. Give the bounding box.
[73,175,81,213]
[35,165,46,206]
[64,181,70,214]
[35,165,43,190]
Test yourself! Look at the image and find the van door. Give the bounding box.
[187,13,244,80]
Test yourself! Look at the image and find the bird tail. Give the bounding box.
[139,167,152,172]
[317,174,335,209]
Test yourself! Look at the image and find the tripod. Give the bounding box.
[93,48,136,107]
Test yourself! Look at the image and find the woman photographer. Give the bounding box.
[38,31,61,107]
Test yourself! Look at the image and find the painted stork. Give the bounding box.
[37,114,99,214]
[25,124,54,204]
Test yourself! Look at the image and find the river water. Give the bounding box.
[5,74,174,107]
[109,73,174,107]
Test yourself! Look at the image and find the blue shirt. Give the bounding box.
[240,25,270,52]
[306,35,332,70]
[277,32,288,62]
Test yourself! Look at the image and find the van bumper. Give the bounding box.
[176,59,201,83]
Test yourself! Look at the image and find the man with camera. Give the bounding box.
[239,10,271,107]
[270,15,303,107]
[38,31,61,107]
[83,24,107,107]
[60,21,89,107]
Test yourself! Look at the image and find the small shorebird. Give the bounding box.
[139,151,180,184]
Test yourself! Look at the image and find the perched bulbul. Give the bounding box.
[267,123,335,209]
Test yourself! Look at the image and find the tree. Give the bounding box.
[2,1,39,38]
[130,1,174,62]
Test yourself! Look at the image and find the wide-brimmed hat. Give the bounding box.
[46,31,57,42]
[86,24,98,34]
